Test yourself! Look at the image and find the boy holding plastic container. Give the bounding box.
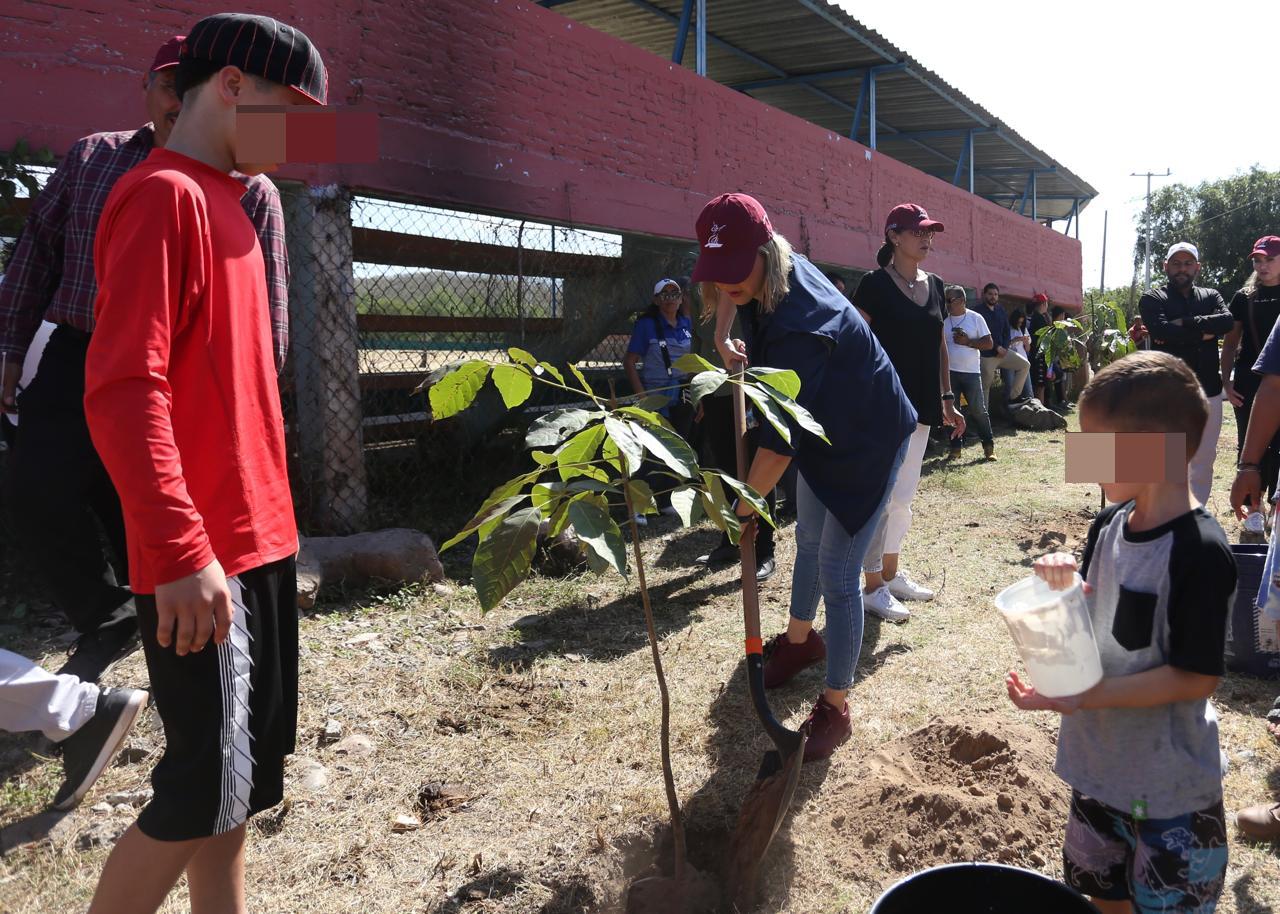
[1005,351,1236,914]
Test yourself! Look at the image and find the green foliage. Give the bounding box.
[1137,166,1280,297]
[428,352,828,611]
[1034,295,1136,376]
[0,139,55,272]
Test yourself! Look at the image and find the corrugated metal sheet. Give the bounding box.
[540,0,1096,223]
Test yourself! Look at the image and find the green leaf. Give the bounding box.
[688,370,728,407]
[672,353,718,374]
[537,361,567,385]
[669,486,702,526]
[530,450,557,467]
[557,424,608,482]
[759,385,830,444]
[604,417,644,475]
[440,475,536,551]
[472,507,542,612]
[618,405,675,433]
[526,408,596,448]
[712,471,775,528]
[509,347,538,369]
[547,498,573,537]
[629,421,697,479]
[626,479,657,517]
[742,384,793,446]
[491,364,534,409]
[746,367,801,400]
[568,363,596,397]
[568,495,628,576]
[699,474,741,544]
[428,361,490,420]
[601,435,622,472]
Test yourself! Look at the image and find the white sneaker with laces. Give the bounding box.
[864,585,911,622]
[1244,512,1266,535]
[887,572,935,602]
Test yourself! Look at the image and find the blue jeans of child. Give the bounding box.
[788,433,910,691]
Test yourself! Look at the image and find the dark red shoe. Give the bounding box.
[762,630,826,689]
[801,695,851,761]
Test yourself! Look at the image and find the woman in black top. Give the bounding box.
[1028,293,1051,403]
[851,203,965,623]
[1221,235,1280,526]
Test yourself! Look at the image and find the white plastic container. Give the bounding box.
[995,573,1103,698]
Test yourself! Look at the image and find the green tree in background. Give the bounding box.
[1136,166,1280,297]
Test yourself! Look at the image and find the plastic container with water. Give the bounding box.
[870,863,1099,913]
[994,573,1103,698]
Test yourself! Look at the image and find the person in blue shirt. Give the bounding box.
[694,192,916,760]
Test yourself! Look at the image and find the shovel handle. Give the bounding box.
[732,368,763,648]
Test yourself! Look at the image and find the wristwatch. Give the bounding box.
[941,392,956,402]
[1237,462,1262,474]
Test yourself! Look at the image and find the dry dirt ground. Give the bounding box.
[2,412,1278,913]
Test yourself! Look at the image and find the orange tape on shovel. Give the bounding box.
[745,637,764,657]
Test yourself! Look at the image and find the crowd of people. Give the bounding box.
[0,13,1277,913]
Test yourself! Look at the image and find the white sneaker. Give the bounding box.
[1244,512,1266,535]
[864,586,911,622]
[887,572,935,602]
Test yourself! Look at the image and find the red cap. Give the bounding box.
[1032,293,1049,303]
[885,203,944,235]
[1251,236,1280,259]
[692,193,775,284]
[150,35,185,73]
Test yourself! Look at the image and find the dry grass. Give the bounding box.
[2,411,1278,913]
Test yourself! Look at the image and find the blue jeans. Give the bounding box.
[788,434,910,691]
[950,370,993,447]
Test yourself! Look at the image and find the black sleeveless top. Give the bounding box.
[851,268,945,426]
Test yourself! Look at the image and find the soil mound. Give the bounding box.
[826,715,1067,876]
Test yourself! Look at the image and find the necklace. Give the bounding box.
[891,261,920,291]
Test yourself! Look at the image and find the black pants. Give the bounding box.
[1234,389,1280,503]
[696,395,776,558]
[8,325,136,634]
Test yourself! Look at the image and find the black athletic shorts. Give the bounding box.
[135,555,297,841]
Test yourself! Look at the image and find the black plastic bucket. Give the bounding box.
[869,863,1098,913]
[1227,544,1280,680]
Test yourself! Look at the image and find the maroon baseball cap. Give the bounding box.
[692,193,775,284]
[1251,236,1280,259]
[885,203,944,235]
[150,35,185,73]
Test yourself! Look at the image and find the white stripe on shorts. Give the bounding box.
[215,576,255,834]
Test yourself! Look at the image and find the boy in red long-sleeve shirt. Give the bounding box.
[83,14,326,913]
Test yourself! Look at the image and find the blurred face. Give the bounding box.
[891,226,934,261]
[1164,252,1200,289]
[229,75,309,175]
[1252,253,1280,286]
[983,287,999,306]
[1078,407,1143,504]
[947,295,966,315]
[654,283,681,314]
[715,253,766,306]
[144,70,182,147]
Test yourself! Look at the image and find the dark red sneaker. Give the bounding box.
[801,695,851,761]
[762,630,826,689]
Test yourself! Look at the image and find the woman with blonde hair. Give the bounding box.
[850,204,965,622]
[694,193,916,759]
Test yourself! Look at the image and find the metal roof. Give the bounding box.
[538,0,1097,226]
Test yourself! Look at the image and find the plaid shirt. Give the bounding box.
[0,124,290,372]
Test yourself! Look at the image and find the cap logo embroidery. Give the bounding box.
[705,222,726,249]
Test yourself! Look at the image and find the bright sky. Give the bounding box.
[837,0,1278,291]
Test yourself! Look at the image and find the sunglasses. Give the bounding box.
[658,290,682,300]
[909,229,936,239]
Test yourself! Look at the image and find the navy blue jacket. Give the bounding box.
[972,302,1011,358]
[741,254,917,537]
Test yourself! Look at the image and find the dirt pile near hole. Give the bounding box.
[826,715,1068,876]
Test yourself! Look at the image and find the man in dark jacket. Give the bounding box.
[1139,241,1233,504]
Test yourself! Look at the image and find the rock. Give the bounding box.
[332,734,375,757]
[1029,851,1047,867]
[103,790,152,808]
[431,583,454,597]
[299,529,446,598]
[344,632,380,646]
[90,802,114,815]
[296,552,323,610]
[295,758,330,791]
[391,814,421,833]
[321,719,343,744]
[0,811,75,853]
[997,792,1015,812]
[77,818,128,850]
[1008,398,1068,431]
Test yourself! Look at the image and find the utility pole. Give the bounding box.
[1099,210,1108,292]
[1131,169,1171,290]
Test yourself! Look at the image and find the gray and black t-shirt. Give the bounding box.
[1056,501,1236,818]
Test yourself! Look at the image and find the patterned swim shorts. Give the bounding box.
[1062,790,1228,913]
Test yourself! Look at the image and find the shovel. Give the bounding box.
[725,371,806,910]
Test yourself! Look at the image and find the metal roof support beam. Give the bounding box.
[538,0,577,7]
[867,68,877,149]
[850,73,869,143]
[987,193,1092,200]
[952,132,968,187]
[732,63,905,92]
[1032,171,1038,221]
[975,165,1057,176]
[695,0,707,76]
[1018,172,1034,216]
[885,127,992,142]
[967,129,975,192]
[672,0,693,64]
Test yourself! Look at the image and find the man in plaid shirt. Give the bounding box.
[0,36,289,682]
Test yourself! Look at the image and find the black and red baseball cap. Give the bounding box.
[1251,236,1280,259]
[180,13,328,106]
[691,193,775,284]
[150,36,185,73]
[885,203,944,235]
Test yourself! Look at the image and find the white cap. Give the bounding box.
[653,278,680,295]
[1165,241,1199,261]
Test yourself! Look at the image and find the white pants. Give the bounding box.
[0,648,98,741]
[981,350,1030,409]
[866,423,931,572]
[1190,394,1224,507]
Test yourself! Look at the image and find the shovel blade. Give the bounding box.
[726,736,806,911]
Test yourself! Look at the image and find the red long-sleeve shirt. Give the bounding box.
[84,148,297,594]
